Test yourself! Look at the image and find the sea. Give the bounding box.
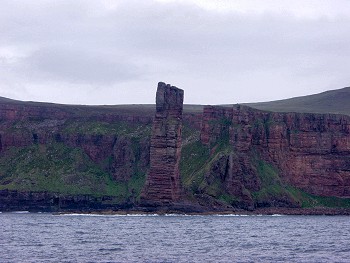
[0,212,349,263]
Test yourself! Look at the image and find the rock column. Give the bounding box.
[141,82,184,204]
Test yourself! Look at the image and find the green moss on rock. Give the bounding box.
[0,143,138,203]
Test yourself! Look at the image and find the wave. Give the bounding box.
[56,213,161,217]
[57,213,111,217]
[215,214,250,217]
[215,214,284,217]
[55,212,286,217]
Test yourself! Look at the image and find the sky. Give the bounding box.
[1,0,350,105]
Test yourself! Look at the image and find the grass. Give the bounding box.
[62,120,152,137]
[181,123,198,141]
[180,132,233,201]
[180,140,210,192]
[251,157,350,208]
[246,86,350,116]
[0,143,144,203]
[286,186,350,208]
[256,159,281,186]
[251,159,292,203]
[218,193,239,204]
[2,90,350,210]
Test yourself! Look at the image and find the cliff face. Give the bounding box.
[0,85,350,212]
[0,122,151,182]
[0,100,155,208]
[0,189,130,212]
[141,82,184,204]
[200,105,350,199]
[0,86,203,211]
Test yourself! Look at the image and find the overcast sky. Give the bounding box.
[1,0,350,105]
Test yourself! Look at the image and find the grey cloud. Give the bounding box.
[23,47,143,84]
[1,0,350,104]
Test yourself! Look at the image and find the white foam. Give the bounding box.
[56,212,287,217]
[125,214,159,217]
[57,213,109,217]
[215,214,248,217]
[57,213,161,217]
[214,214,286,217]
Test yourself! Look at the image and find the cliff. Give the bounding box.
[0,85,350,212]
[0,99,155,211]
[196,105,350,208]
[141,82,184,204]
[0,85,202,212]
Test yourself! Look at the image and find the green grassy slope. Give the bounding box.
[180,132,350,209]
[245,87,350,115]
[0,117,152,204]
[0,144,123,196]
[1,86,349,116]
[0,143,147,204]
[0,95,204,116]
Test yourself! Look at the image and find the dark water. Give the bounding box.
[0,212,350,263]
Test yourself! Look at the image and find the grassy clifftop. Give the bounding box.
[246,87,350,116]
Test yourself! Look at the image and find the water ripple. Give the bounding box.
[0,213,349,262]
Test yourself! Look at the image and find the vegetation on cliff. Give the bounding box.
[0,86,350,212]
[180,135,350,210]
[0,143,149,203]
[0,118,151,208]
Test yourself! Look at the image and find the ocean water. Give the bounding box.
[0,213,349,263]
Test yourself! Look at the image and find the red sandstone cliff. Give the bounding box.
[200,105,350,199]
[0,100,154,187]
[141,82,184,204]
[0,86,349,212]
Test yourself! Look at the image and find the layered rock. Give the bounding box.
[1,85,349,211]
[200,105,350,197]
[0,189,129,212]
[200,105,233,145]
[110,137,150,181]
[141,82,184,204]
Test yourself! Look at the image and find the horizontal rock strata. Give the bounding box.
[141,82,184,204]
[200,105,350,197]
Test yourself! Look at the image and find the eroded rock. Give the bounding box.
[200,105,350,198]
[141,82,184,204]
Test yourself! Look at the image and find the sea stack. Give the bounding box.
[141,82,184,204]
